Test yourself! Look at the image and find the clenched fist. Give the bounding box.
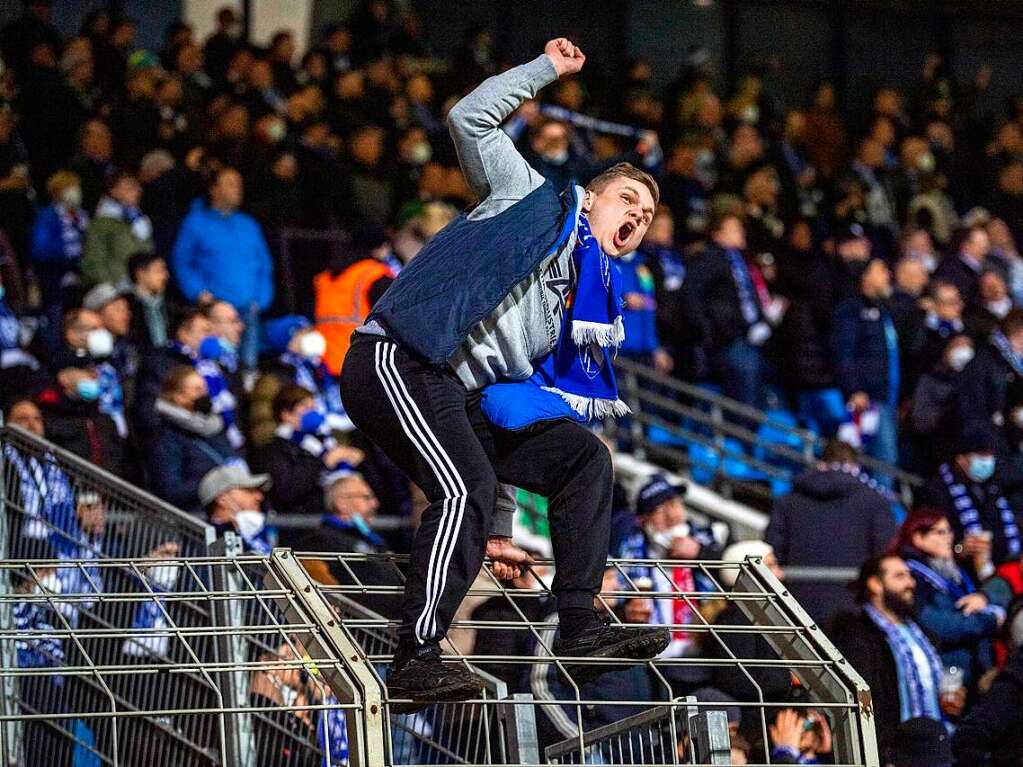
[544,38,585,78]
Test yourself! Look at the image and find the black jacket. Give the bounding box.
[686,243,763,348]
[247,437,326,517]
[766,467,895,623]
[134,344,194,433]
[38,389,134,481]
[957,343,1023,456]
[934,255,983,310]
[831,295,897,403]
[829,608,902,761]
[952,652,1023,766]
[909,365,963,473]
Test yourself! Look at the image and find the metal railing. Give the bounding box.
[612,357,922,506]
[2,550,881,766]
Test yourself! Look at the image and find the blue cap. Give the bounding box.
[261,315,311,355]
[636,475,687,516]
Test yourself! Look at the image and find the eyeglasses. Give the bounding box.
[926,526,954,537]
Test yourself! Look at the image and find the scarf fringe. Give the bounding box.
[541,387,631,419]
[571,316,624,348]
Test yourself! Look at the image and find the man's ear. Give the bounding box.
[582,188,594,212]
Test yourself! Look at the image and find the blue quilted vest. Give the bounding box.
[369,181,578,364]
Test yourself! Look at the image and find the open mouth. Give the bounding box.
[613,221,636,250]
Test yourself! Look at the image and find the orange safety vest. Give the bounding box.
[314,259,395,375]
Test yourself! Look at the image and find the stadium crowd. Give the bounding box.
[5,0,1023,764]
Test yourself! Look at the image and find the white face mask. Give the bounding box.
[87,327,115,358]
[988,297,1013,319]
[233,510,266,540]
[947,346,974,372]
[644,522,690,553]
[62,186,83,208]
[408,142,432,165]
[148,564,181,591]
[37,571,62,595]
[298,331,327,361]
[543,148,569,166]
[273,677,299,707]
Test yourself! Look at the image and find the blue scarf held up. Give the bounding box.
[481,214,629,430]
[940,462,1021,559]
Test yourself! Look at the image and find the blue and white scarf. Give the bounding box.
[940,462,1021,559]
[0,298,19,349]
[318,696,349,766]
[3,444,76,543]
[726,248,759,327]
[57,204,88,262]
[95,195,152,242]
[172,340,244,448]
[275,423,351,488]
[992,330,1023,377]
[14,598,65,674]
[864,604,943,723]
[279,352,352,432]
[97,361,128,438]
[482,214,628,428]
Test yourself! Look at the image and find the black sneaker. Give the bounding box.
[553,618,670,684]
[387,649,485,713]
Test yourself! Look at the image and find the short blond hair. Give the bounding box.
[46,170,81,202]
[586,162,660,207]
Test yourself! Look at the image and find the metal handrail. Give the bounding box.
[613,357,923,500]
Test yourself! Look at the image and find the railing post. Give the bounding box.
[623,370,647,460]
[501,693,541,765]
[210,533,255,767]
[687,709,731,765]
[0,426,25,767]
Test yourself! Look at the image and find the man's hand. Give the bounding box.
[769,709,805,751]
[653,348,674,375]
[485,536,534,580]
[955,592,989,616]
[544,38,585,79]
[669,536,701,560]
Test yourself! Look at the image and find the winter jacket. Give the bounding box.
[134,343,195,433]
[247,436,326,517]
[957,343,1023,455]
[80,198,154,287]
[909,365,962,472]
[29,204,87,267]
[766,466,896,623]
[146,401,238,513]
[831,295,899,404]
[829,608,907,761]
[901,550,1001,687]
[952,652,1023,767]
[171,198,274,311]
[616,250,660,356]
[37,388,133,480]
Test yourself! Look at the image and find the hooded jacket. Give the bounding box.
[766,466,896,622]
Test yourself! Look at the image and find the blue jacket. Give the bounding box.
[370,180,575,364]
[616,251,659,356]
[147,415,239,512]
[30,204,87,267]
[831,296,899,404]
[171,199,274,311]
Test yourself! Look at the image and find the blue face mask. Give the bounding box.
[198,336,225,360]
[0,285,5,301]
[299,408,326,434]
[76,378,100,401]
[967,454,996,483]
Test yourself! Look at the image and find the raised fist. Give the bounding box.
[544,38,585,78]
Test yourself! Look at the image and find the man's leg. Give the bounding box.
[340,336,497,700]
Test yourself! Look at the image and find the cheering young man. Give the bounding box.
[341,38,668,707]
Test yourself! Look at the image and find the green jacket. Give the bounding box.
[81,214,154,287]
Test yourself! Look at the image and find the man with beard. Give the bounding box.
[830,556,948,762]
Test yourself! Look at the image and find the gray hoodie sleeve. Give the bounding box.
[489,483,518,537]
[446,54,558,219]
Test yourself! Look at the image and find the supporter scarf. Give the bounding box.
[726,248,759,327]
[57,204,87,261]
[992,330,1023,377]
[0,298,18,350]
[2,444,76,543]
[318,696,350,767]
[670,565,695,642]
[274,422,350,488]
[822,462,898,503]
[278,352,351,431]
[939,462,1021,558]
[905,557,973,601]
[97,361,127,438]
[322,513,384,549]
[95,195,153,242]
[172,340,244,448]
[864,604,943,723]
[481,214,629,426]
[14,598,65,675]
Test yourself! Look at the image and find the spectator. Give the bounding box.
[171,165,274,368]
[198,463,273,553]
[832,256,900,468]
[202,6,240,85]
[918,280,966,373]
[688,209,771,409]
[68,118,114,214]
[909,334,974,472]
[83,283,139,399]
[296,469,405,616]
[830,556,949,761]
[125,251,171,350]
[81,170,154,287]
[767,439,896,622]
[935,224,992,309]
[202,298,244,377]
[0,279,45,395]
[36,360,131,479]
[250,316,348,446]
[616,244,672,373]
[893,508,1006,689]
[248,384,363,519]
[314,226,398,375]
[30,170,89,350]
[919,422,1020,577]
[64,301,129,439]
[148,364,238,512]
